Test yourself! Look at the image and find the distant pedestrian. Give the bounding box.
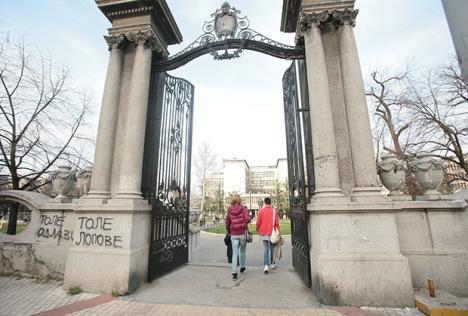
[256,197,280,274]
[225,194,251,280]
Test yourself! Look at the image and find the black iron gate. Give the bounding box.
[283,60,314,287]
[142,72,194,281]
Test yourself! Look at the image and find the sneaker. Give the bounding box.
[263,265,269,274]
[232,273,238,281]
[270,263,277,270]
[240,267,246,273]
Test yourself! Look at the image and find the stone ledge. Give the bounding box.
[307,199,467,213]
[317,253,410,261]
[67,244,149,256]
[74,200,152,213]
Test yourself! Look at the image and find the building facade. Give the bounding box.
[204,158,288,211]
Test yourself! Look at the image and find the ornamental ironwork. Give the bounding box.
[153,2,305,71]
[142,72,194,281]
[283,60,313,288]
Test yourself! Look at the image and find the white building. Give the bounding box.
[204,158,289,210]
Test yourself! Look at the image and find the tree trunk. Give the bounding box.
[6,202,19,235]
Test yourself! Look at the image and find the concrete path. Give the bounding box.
[0,232,425,315]
[129,232,315,308]
[191,231,292,268]
[0,277,97,316]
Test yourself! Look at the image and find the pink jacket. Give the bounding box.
[226,204,251,236]
[256,205,280,236]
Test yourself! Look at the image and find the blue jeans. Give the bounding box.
[231,235,246,274]
[263,240,274,266]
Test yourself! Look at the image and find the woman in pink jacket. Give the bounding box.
[256,197,280,273]
[225,194,251,280]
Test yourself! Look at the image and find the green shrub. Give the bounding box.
[68,286,82,295]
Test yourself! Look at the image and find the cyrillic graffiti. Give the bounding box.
[37,215,73,241]
[74,216,123,248]
[37,215,123,248]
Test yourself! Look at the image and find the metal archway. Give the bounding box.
[153,2,305,72]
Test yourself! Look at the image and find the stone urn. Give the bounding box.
[409,153,444,195]
[76,166,93,197]
[50,165,76,199]
[377,155,406,195]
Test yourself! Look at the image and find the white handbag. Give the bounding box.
[270,208,280,244]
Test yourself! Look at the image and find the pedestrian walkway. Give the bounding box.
[0,277,97,316]
[0,232,425,316]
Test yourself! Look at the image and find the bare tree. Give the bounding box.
[405,62,468,183]
[0,36,92,233]
[366,59,468,193]
[366,68,422,195]
[193,142,217,214]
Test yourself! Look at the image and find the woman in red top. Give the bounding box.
[256,197,280,273]
[225,194,251,280]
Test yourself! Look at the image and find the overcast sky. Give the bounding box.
[0,0,456,171]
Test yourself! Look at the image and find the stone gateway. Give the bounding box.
[0,0,467,308]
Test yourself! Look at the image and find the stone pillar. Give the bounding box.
[334,9,382,199]
[114,31,154,200]
[87,35,124,200]
[300,12,344,201]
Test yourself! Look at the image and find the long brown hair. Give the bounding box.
[230,194,241,206]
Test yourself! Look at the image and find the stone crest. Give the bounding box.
[214,2,238,38]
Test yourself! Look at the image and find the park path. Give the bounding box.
[0,232,425,315]
[128,232,316,309]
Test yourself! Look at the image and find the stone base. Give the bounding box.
[312,253,414,307]
[63,201,151,294]
[396,207,468,296]
[64,245,149,294]
[312,188,349,203]
[351,187,387,202]
[308,203,414,307]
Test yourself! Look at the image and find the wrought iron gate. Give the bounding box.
[283,60,314,287]
[142,72,194,281]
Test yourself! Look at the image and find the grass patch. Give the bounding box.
[205,220,291,235]
[67,286,82,296]
[111,289,120,297]
[0,223,28,235]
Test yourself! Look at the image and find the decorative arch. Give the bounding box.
[153,2,305,72]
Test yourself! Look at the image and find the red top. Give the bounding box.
[256,205,280,236]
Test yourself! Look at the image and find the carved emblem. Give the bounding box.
[214,2,238,38]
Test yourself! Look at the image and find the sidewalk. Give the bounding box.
[0,274,424,316]
[0,232,425,316]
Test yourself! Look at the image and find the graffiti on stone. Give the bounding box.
[37,214,73,241]
[74,216,123,248]
[36,215,123,248]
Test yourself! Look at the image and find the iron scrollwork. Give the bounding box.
[143,73,194,281]
[283,61,312,288]
[153,2,305,71]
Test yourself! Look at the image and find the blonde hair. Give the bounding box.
[230,194,242,206]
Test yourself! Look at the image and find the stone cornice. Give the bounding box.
[127,30,163,51]
[96,0,182,45]
[333,9,359,27]
[106,27,168,56]
[298,10,331,32]
[295,8,359,43]
[104,34,126,51]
